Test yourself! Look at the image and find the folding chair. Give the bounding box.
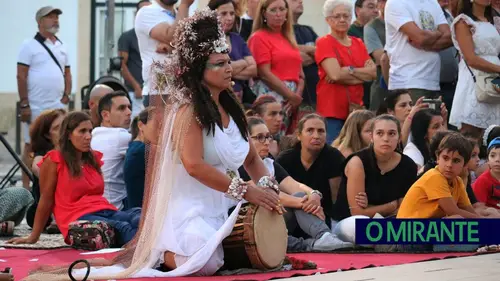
[0,133,33,189]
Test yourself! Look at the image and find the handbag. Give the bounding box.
[464,60,500,104]
[333,47,365,114]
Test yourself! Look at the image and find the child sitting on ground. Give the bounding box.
[398,132,480,219]
[473,137,500,210]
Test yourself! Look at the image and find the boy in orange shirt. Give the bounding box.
[398,133,480,219]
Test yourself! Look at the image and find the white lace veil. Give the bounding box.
[23,8,232,281]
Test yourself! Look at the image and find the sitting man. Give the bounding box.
[91,91,132,210]
[87,84,114,127]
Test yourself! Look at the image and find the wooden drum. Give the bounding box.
[222,203,288,270]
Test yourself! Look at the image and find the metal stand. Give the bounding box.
[0,134,33,189]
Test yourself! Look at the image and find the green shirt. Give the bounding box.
[348,23,364,40]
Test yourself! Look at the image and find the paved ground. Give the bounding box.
[283,253,500,281]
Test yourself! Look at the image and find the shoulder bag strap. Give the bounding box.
[463,59,477,83]
[34,33,64,75]
[332,45,353,105]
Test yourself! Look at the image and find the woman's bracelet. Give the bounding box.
[225,177,248,201]
[257,176,280,194]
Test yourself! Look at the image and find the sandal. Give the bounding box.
[46,223,61,234]
[0,222,14,237]
[477,244,500,253]
[67,221,115,251]
[0,268,13,281]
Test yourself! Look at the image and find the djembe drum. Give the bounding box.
[222,203,287,270]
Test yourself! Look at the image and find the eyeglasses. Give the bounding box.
[328,14,352,21]
[266,7,288,15]
[251,134,274,143]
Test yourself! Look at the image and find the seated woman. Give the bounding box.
[209,0,257,103]
[398,132,480,219]
[246,95,284,156]
[277,113,345,228]
[239,117,352,251]
[0,187,33,236]
[248,0,305,134]
[124,108,157,209]
[315,0,376,143]
[8,112,141,248]
[403,108,446,171]
[332,110,375,158]
[333,114,417,243]
[26,109,66,231]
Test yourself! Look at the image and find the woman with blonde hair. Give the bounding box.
[332,110,375,158]
[248,0,305,134]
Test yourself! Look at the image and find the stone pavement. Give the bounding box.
[282,253,500,281]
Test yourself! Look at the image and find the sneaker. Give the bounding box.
[313,232,354,251]
[67,220,115,251]
[0,222,14,237]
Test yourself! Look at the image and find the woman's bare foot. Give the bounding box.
[0,273,13,281]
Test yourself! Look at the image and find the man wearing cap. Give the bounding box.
[17,6,72,189]
[134,0,195,107]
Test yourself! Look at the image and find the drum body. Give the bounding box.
[222,204,287,270]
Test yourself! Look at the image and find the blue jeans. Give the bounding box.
[326,118,345,145]
[78,207,141,246]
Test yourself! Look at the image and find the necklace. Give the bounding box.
[378,154,395,175]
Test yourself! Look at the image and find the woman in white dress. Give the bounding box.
[449,0,500,135]
[25,9,282,281]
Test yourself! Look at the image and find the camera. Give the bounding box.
[422,99,442,111]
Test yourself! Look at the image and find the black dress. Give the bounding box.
[333,147,417,221]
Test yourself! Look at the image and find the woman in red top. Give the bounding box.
[8,112,141,248]
[315,0,376,144]
[248,0,306,134]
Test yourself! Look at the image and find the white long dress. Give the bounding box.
[449,14,500,129]
[76,117,249,278]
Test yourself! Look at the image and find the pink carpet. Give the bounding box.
[0,248,476,280]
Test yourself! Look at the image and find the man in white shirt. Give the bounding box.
[17,6,72,189]
[385,0,453,101]
[135,0,194,107]
[91,91,132,210]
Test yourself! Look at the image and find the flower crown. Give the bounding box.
[149,9,230,105]
[172,8,229,72]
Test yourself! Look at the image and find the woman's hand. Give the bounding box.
[355,192,368,208]
[439,97,448,121]
[244,183,284,214]
[407,96,428,121]
[287,93,303,108]
[301,193,321,212]
[7,235,38,245]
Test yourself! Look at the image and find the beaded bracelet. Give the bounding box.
[225,177,248,201]
[257,176,280,194]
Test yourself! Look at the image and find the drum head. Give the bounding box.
[253,206,287,268]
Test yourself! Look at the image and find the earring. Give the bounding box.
[264,18,267,23]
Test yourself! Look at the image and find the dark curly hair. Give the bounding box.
[177,13,248,140]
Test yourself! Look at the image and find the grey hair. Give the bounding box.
[323,0,354,17]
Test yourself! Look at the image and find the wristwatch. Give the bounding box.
[348,66,355,75]
[310,190,323,199]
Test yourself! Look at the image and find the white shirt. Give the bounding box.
[135,1,175,96]
[91,127,131,210]
[384,0,447,91]
[403,141,424,167]
[17,35,69,112]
